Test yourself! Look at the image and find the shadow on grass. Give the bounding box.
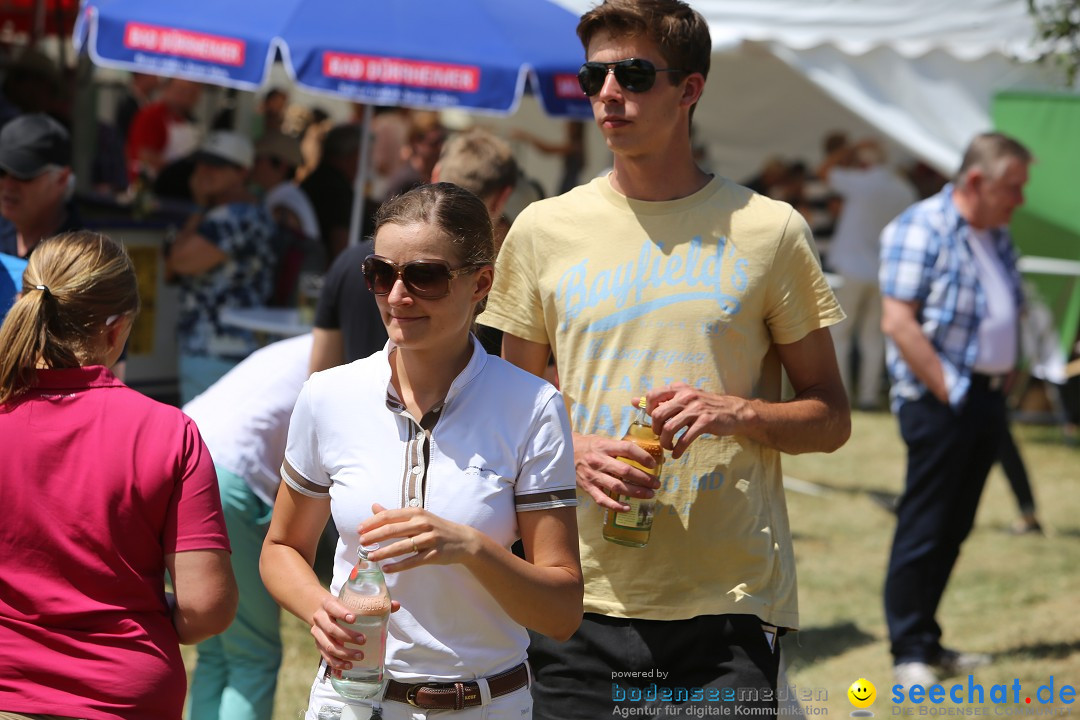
[786,476,901,514]
[785,621,878,665]
[973,523,1080,539]
[998,638,1080,661]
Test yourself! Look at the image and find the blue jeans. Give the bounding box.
[885,377,1007,664]
[188,468,281,720]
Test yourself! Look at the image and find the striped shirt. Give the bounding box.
[879,184,1023,412]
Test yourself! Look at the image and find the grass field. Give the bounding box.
[780,411,1080,717]
[182,410,1080,719]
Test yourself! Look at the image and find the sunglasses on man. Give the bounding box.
[362,254,484,299]
[577,58,687,97]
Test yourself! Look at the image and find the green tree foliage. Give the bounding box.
[1027,0,1080,84]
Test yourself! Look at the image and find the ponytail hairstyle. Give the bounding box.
[0,231,139,406]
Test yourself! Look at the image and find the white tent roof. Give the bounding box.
[551,0,1064,179]
[680,0,1039,60]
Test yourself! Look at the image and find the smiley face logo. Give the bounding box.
[848,678,876,711]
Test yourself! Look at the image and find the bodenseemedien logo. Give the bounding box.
[891,676,1075,716]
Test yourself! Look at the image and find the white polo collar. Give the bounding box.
[381,334,489,418]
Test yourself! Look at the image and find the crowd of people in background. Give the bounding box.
[0,1,1069,717]
[743,130,1046,537]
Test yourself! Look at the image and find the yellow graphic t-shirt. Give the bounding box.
[480,175,844,628]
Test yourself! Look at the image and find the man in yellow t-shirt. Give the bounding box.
[479,1,850,718]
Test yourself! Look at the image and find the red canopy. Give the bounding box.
[0,0,79,40]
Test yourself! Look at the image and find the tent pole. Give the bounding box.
[32,0,45,46]
[56,0,67,68]
[348,103,375,246]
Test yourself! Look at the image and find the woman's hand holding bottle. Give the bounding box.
[359,502,484,571]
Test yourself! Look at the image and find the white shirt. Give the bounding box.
[282,336,576,699]
[183,334,313,505]
[828,165,917,282]
[265,182,321,241]
[968,228,1018,373]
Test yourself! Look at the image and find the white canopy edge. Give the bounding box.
[553,0,1044,61]
[766,42,1059,174]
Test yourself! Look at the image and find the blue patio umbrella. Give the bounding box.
[74,0,292,90]
[74,0,593,241]
[74,0,592,117]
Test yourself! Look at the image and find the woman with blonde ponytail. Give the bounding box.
[0,231,136,405]
[0,231,238,720]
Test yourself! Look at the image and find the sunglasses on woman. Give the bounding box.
[577,58,687,97]
[362,254,483,299]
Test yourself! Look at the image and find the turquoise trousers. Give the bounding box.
[188,468,281,720]
[179,354,242,405]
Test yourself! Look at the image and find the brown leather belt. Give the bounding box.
[383,662,529,710]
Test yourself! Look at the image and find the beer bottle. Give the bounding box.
[602,398,664,547]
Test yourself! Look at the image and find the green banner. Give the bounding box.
[994,90,1080,358]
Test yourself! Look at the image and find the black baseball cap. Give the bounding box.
[0,114,71,180]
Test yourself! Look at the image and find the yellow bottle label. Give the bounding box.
[613,496,653,529]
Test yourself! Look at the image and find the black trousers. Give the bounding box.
[529,613,780,719]
[999,425,1035,514]
[885,377,1007,663]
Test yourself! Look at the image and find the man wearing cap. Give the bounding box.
[252,130,319,243]
[0,113,79,260]
[166,130,276,404]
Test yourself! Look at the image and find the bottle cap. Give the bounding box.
[357,542,380,561]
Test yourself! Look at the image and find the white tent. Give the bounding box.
[547,0,1066,182]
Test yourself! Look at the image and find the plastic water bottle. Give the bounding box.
[330,544,391,700]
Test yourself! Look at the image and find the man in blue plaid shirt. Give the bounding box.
[879,132,1031,690]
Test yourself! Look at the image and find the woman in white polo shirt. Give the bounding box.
[261,183,582,720]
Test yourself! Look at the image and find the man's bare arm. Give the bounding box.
[309,327,345,375]
[647,327,851,456]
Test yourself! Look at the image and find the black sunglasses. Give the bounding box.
[362,254,482,299]
[577,58,687,96]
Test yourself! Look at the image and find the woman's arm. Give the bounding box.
[166,549,237,645]
[260,484,369,674]
[361,503,583,641]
